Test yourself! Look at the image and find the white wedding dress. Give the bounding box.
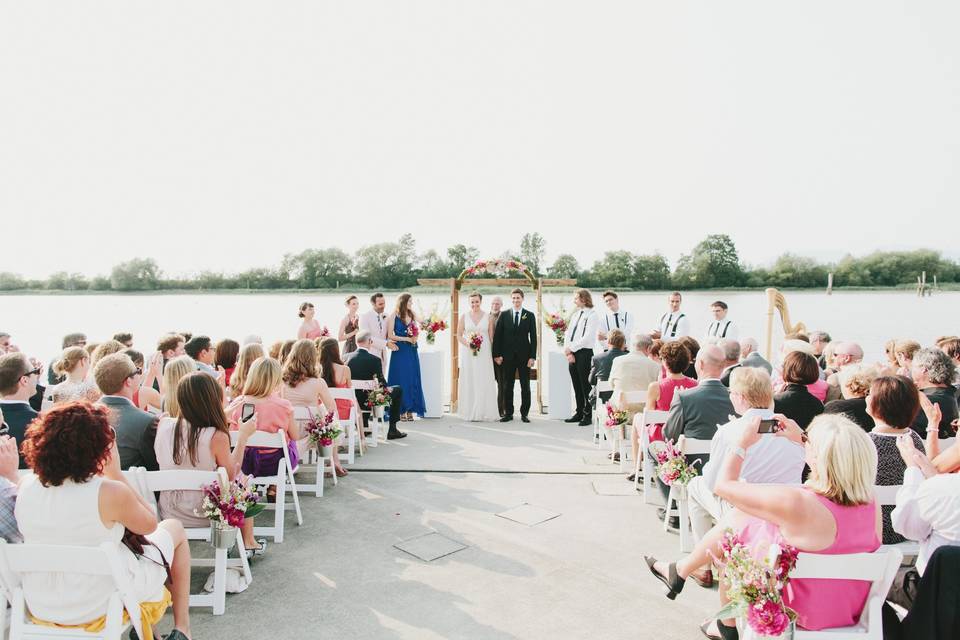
[457,312,501,422]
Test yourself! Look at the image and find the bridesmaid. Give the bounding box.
[297,302,325,340]
[338,295,361,355]
[387,293,426,421]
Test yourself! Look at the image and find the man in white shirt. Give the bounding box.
[598,290,634,352]
[564,289,599,426]
[704,300,738,341]
[358,292,398,375]
[655,291,690,342]
[684,367,805,586]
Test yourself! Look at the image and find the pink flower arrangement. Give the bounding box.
[544,305,569,346]
[197,473,266,528]
[318,326,331,338]
[365,382,392,410]
[418,311,448,345]
[302,409,341,447]
[407,321,420,340]
[463,259,530,277]
[712,529,799,637]
[467,332,483,356]
[605,403,628,428]
[652,439,700,486]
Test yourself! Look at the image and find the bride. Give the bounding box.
[457,291,501,421]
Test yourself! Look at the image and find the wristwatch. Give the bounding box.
[732,446,747,459]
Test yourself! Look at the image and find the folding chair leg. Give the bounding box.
[213,547,227,615]
[235,529,252,585]
[679,494,693,552]
[287,473,304,526]
[633,450,642,492]
[663,485,677,532]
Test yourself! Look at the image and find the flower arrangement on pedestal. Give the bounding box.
[418,305,449,345]
[544,302,570,346]
[366,382,392,418]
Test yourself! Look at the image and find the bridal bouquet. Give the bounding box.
[467,332,483,356]
[544,306,569,346]
[197,471,266,527]
[302,409,341,447]
[651,439,700,486]
[712,529,799,638]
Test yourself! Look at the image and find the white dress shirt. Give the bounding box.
[892,467,960,575]
[600,310,635,349]
[359,309,390,360]
[704,319,739,341]
[565,308,599,352]
[701,407,806,492]
[657,311,690,342]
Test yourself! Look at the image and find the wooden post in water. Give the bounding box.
[826,273,834,295]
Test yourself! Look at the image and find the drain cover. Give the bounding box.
[496,504,561,526]
[394,533,467,562]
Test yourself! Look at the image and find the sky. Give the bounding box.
[2,1,960,279]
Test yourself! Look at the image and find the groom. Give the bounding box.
[493,288,537,423]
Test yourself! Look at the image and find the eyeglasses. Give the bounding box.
[127,367,143,379]
[21,367,41,378]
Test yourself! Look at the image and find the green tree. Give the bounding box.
[445,244,479,273]
[547,254,580,279]
[767,254,828,288]
[354,234,419,288]
[588,251,636,288]
[283,248,354,288]
[632,254,671,289]
[672,234,743,288]
[46,272,89,291]
[110,258,161,291]
[519,232,546,274]
[0,273,27,290]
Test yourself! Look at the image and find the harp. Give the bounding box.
[764,288,807,360]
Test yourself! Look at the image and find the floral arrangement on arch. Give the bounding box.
[463,259,531,278]
[544,301,570,346]
[197,471,266,527]
[712,529,800,637]
[650,439,700,486]
[417,303,449,345]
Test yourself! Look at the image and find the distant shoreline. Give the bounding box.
[0,284,956,296]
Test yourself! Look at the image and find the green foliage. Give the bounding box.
[110,259,161,291]
[672,234,743,288]
[547,254,580,279]
[519,232,546,275]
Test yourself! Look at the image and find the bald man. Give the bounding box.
[824,341,864,402]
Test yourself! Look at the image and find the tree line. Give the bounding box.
[1,233,957,292]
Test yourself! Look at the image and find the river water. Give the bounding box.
[2,289,955,402]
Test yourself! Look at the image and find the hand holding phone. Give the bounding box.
[757,419,779,434]
[241,403,256,423]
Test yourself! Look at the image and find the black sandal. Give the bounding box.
[644,556,685,599]
[716,620,739,640]
[700,620,720,640]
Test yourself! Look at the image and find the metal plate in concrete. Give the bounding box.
[496,504,561,526]
[393,532,467,562]
[591,480,639,496]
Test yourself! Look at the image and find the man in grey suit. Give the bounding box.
[720,337,772,386]
[658,344,733,520]
[587,329,628,405]
[94,353,159,471]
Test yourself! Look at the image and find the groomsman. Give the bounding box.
[358,292,398,375]
[704,300,738,341]
[598,290,634,352]
[564,289,599,426]
[655,291,690,342]
[489,296,506,417]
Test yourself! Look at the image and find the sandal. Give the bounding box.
[336,468,349,477]
[245,539,268,560]
[644,556,685,600]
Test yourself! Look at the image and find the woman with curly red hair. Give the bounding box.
[16,401,193,640]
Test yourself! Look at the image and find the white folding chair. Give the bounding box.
[593,381,613,447]
[635,409,670,501]
[135,468,252,615]
[873,485,920,557]
[291,406,338,498]
[741,548,903,640]
[606,391,645,471]
[230,431,303,542]
[0,539,147,640]
[351,380,383,446]
[661,435,712,552]
[326,389,364,464]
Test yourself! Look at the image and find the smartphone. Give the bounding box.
[757,419,779,434]
[241,403,256,423]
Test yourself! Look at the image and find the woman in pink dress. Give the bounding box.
[645,414,881,639]
[317,337,354,421]
[645,341,697,442]
[338,295,361,355]
[297,302,326,340]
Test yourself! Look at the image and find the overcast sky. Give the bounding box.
[2,2,959,279]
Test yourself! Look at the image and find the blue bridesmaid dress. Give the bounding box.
[387,316,427,415]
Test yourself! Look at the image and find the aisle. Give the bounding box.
[186,415,717,640]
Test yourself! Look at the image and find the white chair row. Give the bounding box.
[660,435,711,553]
[872,484,920,557]
[635,409,669,501]
[229,431,303,542]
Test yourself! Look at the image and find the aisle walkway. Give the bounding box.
[185,415,718,640]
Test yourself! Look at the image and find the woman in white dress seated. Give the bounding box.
[16,401,193,640]
[456,292,501,422]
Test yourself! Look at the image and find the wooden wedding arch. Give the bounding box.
[419,260,575,414]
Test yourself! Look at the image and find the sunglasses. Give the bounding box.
[127,367,143,379]
[21,367,41,378]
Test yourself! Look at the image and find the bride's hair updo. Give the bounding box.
[468,291,482,301]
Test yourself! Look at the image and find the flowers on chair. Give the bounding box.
[650,440,700,486]
[711,529,799,637]
[302,409,341,448]
[467,332,483,356]
[198,472,266,528]
[365,382,392,410]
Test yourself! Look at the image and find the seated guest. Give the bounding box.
[864,375,925,544]
[610,333,662,469]
[774,351,824,430]
[715,339,740,388]
[684,367,806,587]
[0,352,41,467]
[155,372,265,557]
[230,343,265,401]
[644,340,696,443]
[268,341,283,360]
[892,433,960,575]
[345,330,405,440]
[47,332,87,385]
[95,353,159,471]
[648,339,663,365]
[17,402,192,640]
[126,349,162,412]
[278,340,296,365]
[809,330,831,370]
[824,342,865,402]
[588,328,628,405]
[111,332,133,348]
[910,347,959,438]
[0,435,21,542]
[161,356,197,418]
[158,333,186,366]
[677,336,700,380]
[895,339,922,377]
[184,335,218,378]
[720,337,773,387]
[281,339,347,477]
[318,336,355,420]
[655,345,732,512]
[228,357,300,478]
[47,346,100,404]
[823,363,879,431]
[646,414,880,637]
[214,339,240,388]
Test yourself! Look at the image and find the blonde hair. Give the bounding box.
[729,367,773,409]
[231,343,265,397]
[804,414,877,506]
[90,340,127,369]
[162,355,196,418]
[242,357,282,399]
[54,346,88,376]
[894,339,921,360]
[838,363,880,398]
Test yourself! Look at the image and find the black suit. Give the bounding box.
[588,348,627,404]
[345,348,403,431]
[0,401,38,469]
[492,307,537,418]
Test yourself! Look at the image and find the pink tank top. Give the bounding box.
[648,376,697,442]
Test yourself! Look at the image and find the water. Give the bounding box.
[2,289,956,402]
